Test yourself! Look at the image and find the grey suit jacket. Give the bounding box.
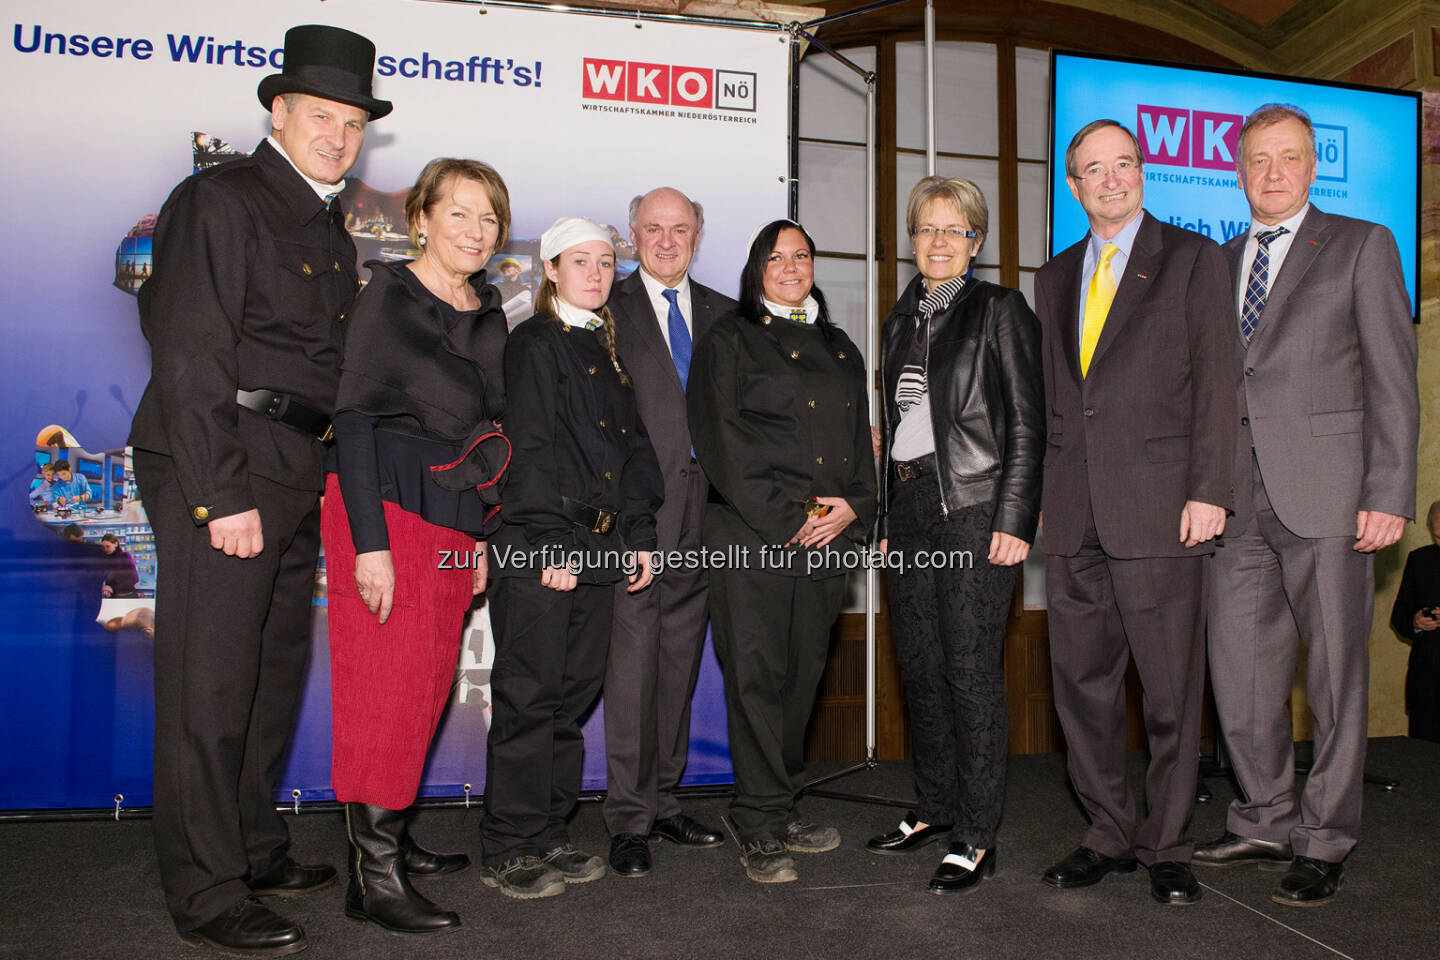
[610,269,736,552]
[1222,206,1419,538]
[1035,210,1237,559]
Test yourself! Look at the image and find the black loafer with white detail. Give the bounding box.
[866,812,952,855]
[928,843,995,895]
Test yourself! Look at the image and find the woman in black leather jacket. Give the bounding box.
[865,176,1044,895]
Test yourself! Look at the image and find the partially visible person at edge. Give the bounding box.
[867,176,1043,895]
[323,157,512,934]
[1391,500,1440,743]
[479,216,663,900]
[687,218,877,884]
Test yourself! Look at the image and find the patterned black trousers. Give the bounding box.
[886,472,1016,848]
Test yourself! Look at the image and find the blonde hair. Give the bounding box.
[905,176,989,245]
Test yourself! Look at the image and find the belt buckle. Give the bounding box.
[896,461,918,482]
[592,510,616,535]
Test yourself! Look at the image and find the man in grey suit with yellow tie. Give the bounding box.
[603,187,735,877]
[1035,119,1236,907]
[1194,104,1419,907]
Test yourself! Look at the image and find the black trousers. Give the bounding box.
[886,477,1015,848]
[480,577,613,866]
[135,451,320,931]
[708,562,845,843]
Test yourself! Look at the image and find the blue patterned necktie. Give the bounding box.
[324,192,338,210]
[583,316,602,331]
[663,288,691,388]
[1241,227,1288,342]
[789,308,807,323]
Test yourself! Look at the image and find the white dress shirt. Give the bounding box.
[638,269,692,352]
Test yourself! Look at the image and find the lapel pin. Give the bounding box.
[1136,273,1149,279]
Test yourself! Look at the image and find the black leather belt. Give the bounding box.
[561,496,617,535]
[894,453,937,483]
[236,388,333,442]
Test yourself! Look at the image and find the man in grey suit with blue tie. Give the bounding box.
[603,187,736,877]
[1194,104,1419,907]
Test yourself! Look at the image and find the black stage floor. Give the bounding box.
[2,737,1436,960]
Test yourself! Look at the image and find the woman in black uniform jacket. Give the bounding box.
[866,176,1043,895]
[688,219,876,884]
[480,217,663,899]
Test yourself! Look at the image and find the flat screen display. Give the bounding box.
[1049,51,1420,316]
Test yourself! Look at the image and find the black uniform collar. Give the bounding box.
[252,139,342,226]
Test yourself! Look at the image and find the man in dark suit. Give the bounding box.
[603,187,735,877]
[128,26,390,955]
[1034,119,1235,906]
[1194,104,1419,907]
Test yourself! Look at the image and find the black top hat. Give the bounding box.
[257,24,392,120]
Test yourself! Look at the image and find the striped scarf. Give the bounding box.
[896,274,967,413]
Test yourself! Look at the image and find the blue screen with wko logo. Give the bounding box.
[1050,52,1420,316]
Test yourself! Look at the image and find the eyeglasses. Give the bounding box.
[911,225,977,240]
[1073,158,1140,181]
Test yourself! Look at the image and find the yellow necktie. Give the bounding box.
[1080,243,1119,378]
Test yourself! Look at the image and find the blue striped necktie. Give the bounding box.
[1241,227,1288,342]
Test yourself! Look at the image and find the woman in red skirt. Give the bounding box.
[323,157,512,934]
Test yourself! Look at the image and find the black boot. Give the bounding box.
[401,813,471,877]
[345,803,460,934]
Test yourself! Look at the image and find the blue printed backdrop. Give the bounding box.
[1050,52,1420,314]
[0,0,790,810]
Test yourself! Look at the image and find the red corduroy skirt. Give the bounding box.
[321,474,476,810]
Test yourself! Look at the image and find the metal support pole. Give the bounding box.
[924,0,937,175]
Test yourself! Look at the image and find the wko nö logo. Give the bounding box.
[1135,105,1348,182]
[582,58,756,112]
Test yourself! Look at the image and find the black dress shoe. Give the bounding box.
[609,834,652,877]
[1149,861,1201,905]
[1041,846,1139,889]
[649,813,723,848]
[1193,831,1292,870]
[180,897,307,956]
[248,858,338,897]
[401,833,471,877]
[928,843,995,895]
[1272,856,1343,906]
[866,812,952,856]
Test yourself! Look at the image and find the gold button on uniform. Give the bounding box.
[837,351,846,359]
[192,506,210,521]
[588,365,598,375]
[604,470,614,480]
[337,312,346,322]
[807,399,816,408]
[815,457,824,465]
[598,419,607,427]
[762,316,772,325]
[332,261,341,272]
[790,350,799,359]
[300,262,312,276]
